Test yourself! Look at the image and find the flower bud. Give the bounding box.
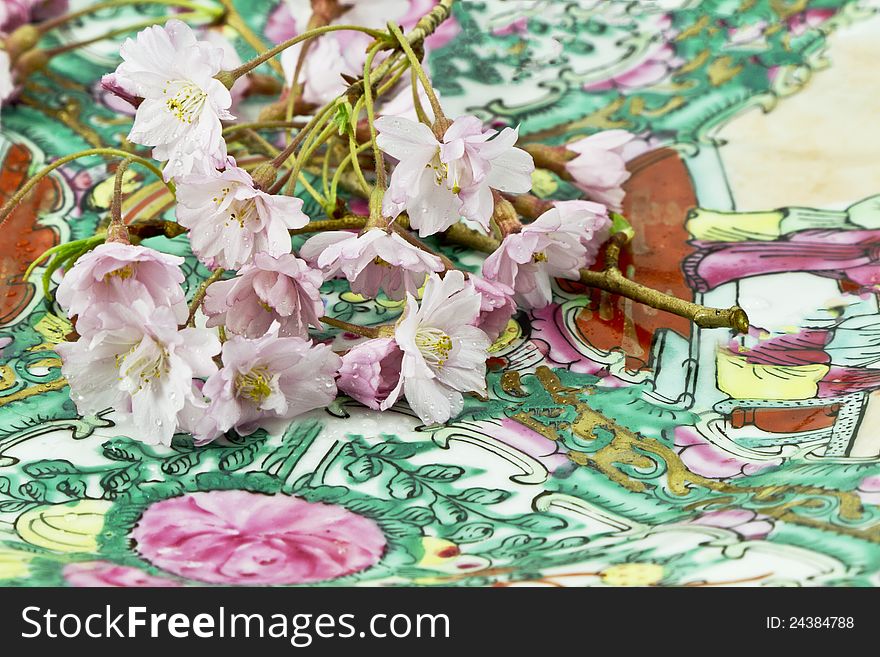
[5,24,39,62]
[14,48,48,78]
[250,162,277,191]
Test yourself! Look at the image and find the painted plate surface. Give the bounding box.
[0,0,879,587]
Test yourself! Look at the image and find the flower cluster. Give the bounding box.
[10,6,637,445]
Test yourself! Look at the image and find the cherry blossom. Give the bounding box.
[565,130,634,212]
[376,115,534,236]
[299,228,444,301]
[390,270,491,424]
[202,252,324,339]
[110,20,234,180]
[195,328,341,441]
[175,162,308,269]
[55,298,220,446]
[0,51,14,115]
[482,201,609,309]
[337,337,404,410]
[467,274,517,341]
[55,241,188,325]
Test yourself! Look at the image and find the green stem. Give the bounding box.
[387,21,444,124]
[333,139,371,203]
[43,13,207,58]
[286,116,336,196]
[217,0,284,77]
[229,24,388,81]
[187,267,225,328]
[0,148,171,230]
[109,158,132,227]
[222,120,306,136]
[320,316,381,339]
[38,0,222,33]
[362,42,387,190]
[410,68,431,125]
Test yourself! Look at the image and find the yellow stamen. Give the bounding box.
[415,327,453,368]
[235,366,274,404]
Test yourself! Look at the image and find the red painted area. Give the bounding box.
[0,143,64,324]
[559,147,697,370]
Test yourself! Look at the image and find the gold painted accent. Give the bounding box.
[34,314,73,344]
[676,15,711,40]
[707,56,744,86]
[674,49,710,75]
[0,365,16,392]
[0,377,68,407]
[520,367,876,542]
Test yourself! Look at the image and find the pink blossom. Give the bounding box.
[0,0,67,34]
[482,201,609,309]
[56,298,219,446]
[56,241,188,325]
[99,72,141,111]
[565,130,635,212]
[467,274,516,341]
[280,33,365,107]
[337,338,404,410]
[391,271,491,424]
[299,228,444,301]
[112,20,234,180]
[203,252,324,339]
[195,328,341,441]
[376,115,534,236]
[556,200,611,263]
[63,562,181,588]
[132,490,386,585]
[176,163,308,269]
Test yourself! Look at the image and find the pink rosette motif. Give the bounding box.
[132,491,387,585]
[63,562,181,587]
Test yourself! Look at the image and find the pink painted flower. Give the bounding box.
[376,115,534,236]
[337,337,404,410]
[565,130,635,212]
[391,270,491,424]
[195,328,341,441]
[132,490,386,585]
[63,562,181,588]
[111,20,234,180]
[56,241,188,326]
[583,44,682,92]
[299,228,444,301]
[467,274,516,341]
[202,252,324,339]
[482,201,609,309]
[687,509,774,541]
[56,298,219,446]
[176,163,308,269]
